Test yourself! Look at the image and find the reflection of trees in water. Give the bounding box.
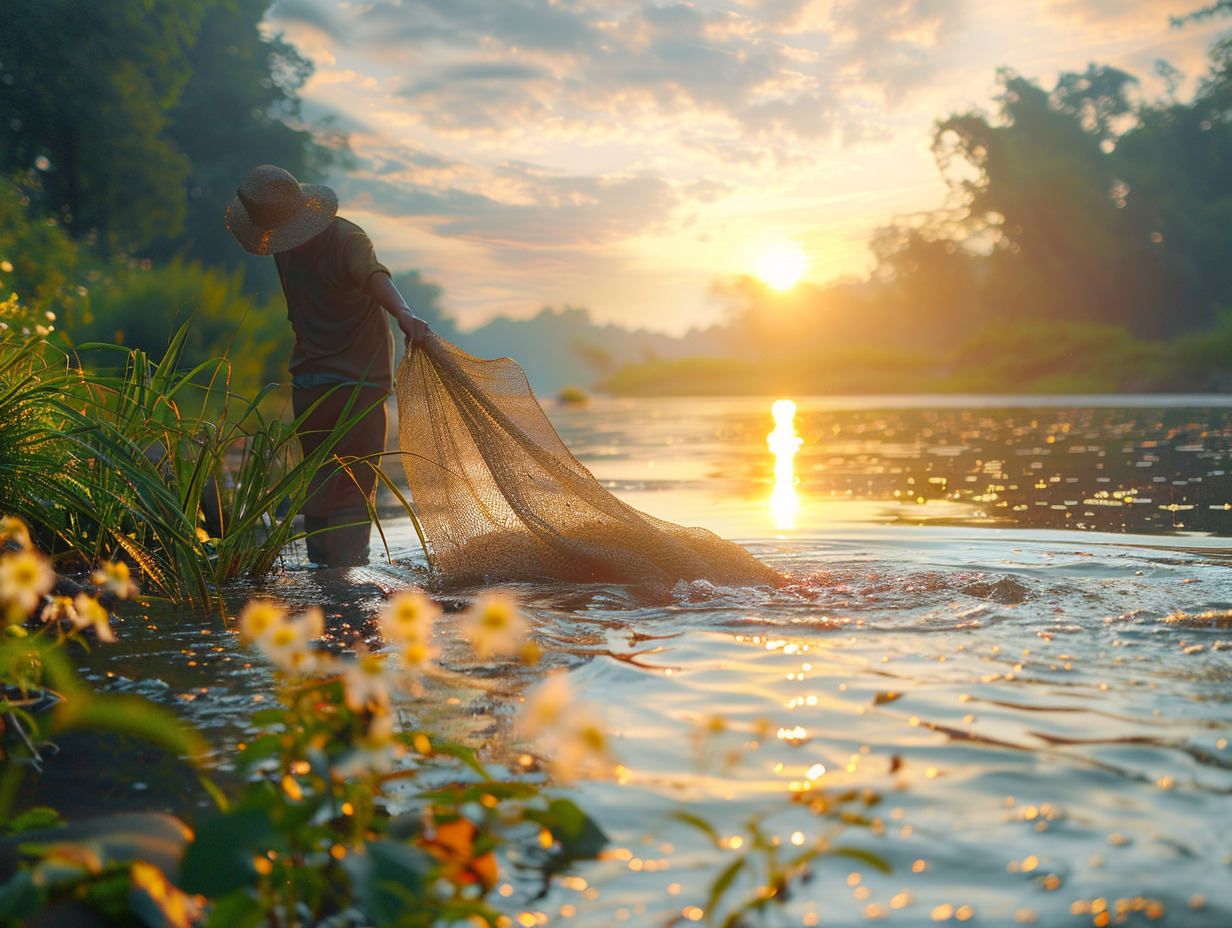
[791,406,1232,536]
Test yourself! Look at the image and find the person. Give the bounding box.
[225,164,428,567]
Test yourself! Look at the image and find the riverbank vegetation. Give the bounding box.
[0,309,393,608]
[0,529,611,927]
[600,317,1232,396]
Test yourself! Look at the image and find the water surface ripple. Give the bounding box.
[86,396,1232,926]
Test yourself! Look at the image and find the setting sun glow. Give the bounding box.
[755,248,808,291]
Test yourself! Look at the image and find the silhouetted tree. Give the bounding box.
[933,67,1139,327]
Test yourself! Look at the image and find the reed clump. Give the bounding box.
[0,300,406,610]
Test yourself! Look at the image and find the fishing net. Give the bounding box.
[395,334,783,591]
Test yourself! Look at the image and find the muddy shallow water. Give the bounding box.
[83,395,1232,926]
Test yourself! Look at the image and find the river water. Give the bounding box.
[88,395,1232,926]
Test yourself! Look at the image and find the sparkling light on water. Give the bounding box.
[768,399,803,529]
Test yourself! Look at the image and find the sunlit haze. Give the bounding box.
[266,1,1225,333]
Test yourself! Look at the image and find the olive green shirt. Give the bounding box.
[274,217,394,389]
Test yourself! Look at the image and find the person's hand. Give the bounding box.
[400,312,429,349]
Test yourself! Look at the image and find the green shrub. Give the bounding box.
[0,174,97,333]
[68,258,290,404]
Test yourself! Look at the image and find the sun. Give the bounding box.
[754,247,808,290]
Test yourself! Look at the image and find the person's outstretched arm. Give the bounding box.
[366,272,429,348]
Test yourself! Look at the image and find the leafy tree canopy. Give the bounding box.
[0,0,344,274]
[159,0,350,289]
[0,0,209,250]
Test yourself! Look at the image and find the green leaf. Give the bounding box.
[202,889,267,928]
[541,799,607,860]
[179,809,277,897]
[706,855,746,921]
[53,693,205,760]
[417,780,540,807]
[249,708,287,726]
[829,846,891,874]
[1,807,62,837]
[198,775,230,814]
[406,732,488,778]
[668,811,721,846]
[342,840,433,925]
[235,734,282,769]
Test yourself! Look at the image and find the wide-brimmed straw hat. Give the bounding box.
[225,165,338,255]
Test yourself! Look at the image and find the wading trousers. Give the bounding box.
[292,383,388,568]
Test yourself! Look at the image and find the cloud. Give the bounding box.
[267,0,1220,332]
[269,0,344,36]
[1041,0,1197,35]
[351,0,596,52]
[336,160,679,249]
[272,0,973,152]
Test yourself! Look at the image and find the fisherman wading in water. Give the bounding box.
[226,164,428,568]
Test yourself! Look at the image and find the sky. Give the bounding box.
[265,0,1229,334]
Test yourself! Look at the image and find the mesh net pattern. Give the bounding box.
[395,335,783,590]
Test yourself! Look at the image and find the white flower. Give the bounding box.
[341,650,393,715]
[0,547,55,624]
[91,560,139,599]
[0,516,32,550]
[258,607,325,674]
[516,671,573,740]
[236,599,286,643]
[461,591,528,660]
[377,590,440,670]
[71,593,117,643]
[548,707,614,783]
[517,672,616,783]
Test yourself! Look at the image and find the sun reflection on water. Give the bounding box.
[767,399,803,529]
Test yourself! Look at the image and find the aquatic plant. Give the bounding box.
[0,310,420,608]
[179,593,610,927]
[669,796,890,927]
[1,545,897,928]
[0,551,610,927]
[0,524,198,825]
[70,321,394,601]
